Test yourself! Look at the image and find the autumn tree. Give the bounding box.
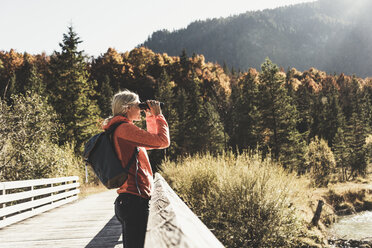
[91,48,126,93]
[0,50,24,100]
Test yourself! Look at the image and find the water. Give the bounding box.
[330,211,372,241]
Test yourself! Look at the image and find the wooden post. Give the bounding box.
[31,185,34,211]
[311,200,324,226]
[1,183,5,220]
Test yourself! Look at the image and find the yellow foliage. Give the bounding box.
[290,77,302,91]
[0,49,24,76]
[103,48,124,64]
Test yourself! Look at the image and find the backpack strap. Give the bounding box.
[106,121,127,134]
[106,121,127,159]
[125,147,139,173]
[107,121,139,174]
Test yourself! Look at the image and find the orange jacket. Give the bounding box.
[103,114,170,199]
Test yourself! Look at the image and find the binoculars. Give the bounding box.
[138,102,164,110]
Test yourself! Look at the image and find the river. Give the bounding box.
[330,211,372,241]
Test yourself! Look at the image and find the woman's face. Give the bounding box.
[126,103,141,121]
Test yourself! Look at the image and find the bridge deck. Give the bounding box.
[0,189,122,248]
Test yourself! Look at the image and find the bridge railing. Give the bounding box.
[0,176,79,229]
[145,173,224,248]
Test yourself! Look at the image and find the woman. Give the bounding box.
[103,89,170,248]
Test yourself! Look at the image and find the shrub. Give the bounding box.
[0,93,83,181]
[305,136,336,187]
[366,134,372,166]
[161,152,309,248]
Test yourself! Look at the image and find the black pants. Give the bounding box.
[114,193,150,248]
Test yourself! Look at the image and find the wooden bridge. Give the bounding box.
[0,174,224,248]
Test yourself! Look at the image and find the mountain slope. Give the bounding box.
[142,0,372,77]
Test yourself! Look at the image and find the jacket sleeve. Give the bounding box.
[115,114,170,149]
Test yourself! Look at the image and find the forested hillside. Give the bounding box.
[1,26,371,184]
[143,0,372,77]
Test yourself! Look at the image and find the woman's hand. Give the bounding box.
[146,100,162,116]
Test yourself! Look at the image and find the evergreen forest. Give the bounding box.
[0,26,371,186]
[143,0,372,78]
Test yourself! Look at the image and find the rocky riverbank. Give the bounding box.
[303,178,372,247]
[328,238,372,248]
[320,181,372,247]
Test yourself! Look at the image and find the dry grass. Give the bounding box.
[161,152,319,248]
[78,182,108,199]
[161,153,372,247]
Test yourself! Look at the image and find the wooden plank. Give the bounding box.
[1,175,224,247]
[0,189,80,217]
[0,182,79,204]
[145,173,225,248]
[0,189,121,248]
[0,195,79,228]
[0,176,79,190]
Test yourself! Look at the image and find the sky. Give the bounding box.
[1,0,316,57]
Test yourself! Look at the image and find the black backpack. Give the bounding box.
[83,121,139,189]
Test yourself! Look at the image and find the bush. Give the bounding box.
[161,152,309,248]
[366,134,372,166]
[305,136,336,187]
[0,93,83,181]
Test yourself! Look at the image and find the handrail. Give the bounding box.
[145,173,224,248]
[0,176,79,229]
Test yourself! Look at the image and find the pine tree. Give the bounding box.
[332,127,349,180]
[153,69,179,162]
[47,26,101,151]
[348,78,368,175]
[365,87,372,132]
[258,59,305,171]
[296,86,313,142]
[345,112,368,177]
[228,79,243,151]
[97,74,113,117]
[222,61,229,74]
[198,100,225,153]
[180,74,205,155]
[180,49,189,74]
[173,87,189,156]
[310,89,345,147]
[359,85,372,134]
[335,78,369,178]
[309,93,324,140]
[324,91,345,147]
[365,83,372,130]
[174,72,225,156]
[17,56,45,95]
[232,71,261,152]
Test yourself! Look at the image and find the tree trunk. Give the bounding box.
[311,200,324,226]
